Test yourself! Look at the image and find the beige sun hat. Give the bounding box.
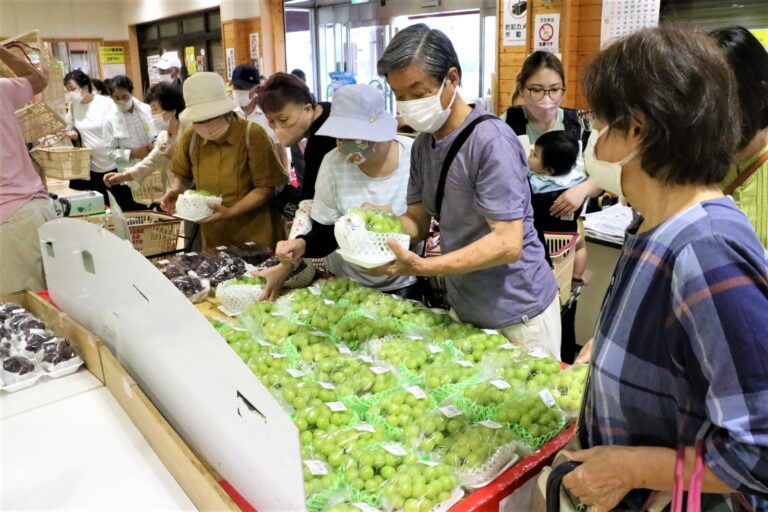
[179,72,237,123]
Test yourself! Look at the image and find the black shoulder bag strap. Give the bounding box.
[434,114,497,221]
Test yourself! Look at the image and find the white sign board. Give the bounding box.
[249,33,260,60]
[226,47,235,80]
[534,13,560,53]
[503,0,527,46]
[39,219,305,511]
[600,0,660,48]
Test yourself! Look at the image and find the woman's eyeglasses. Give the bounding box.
[526,86,565,101]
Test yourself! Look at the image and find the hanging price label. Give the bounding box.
[256,339,272,347]
[370,366,390,375]
[407,334,424,341]
[483,329,499,335]
[286,369,305,378]
[499,343,516,350]
[336,343,352,354]
[303,460,329,475]
[539,389,557,408]
[427,344,444,354]
[271,353,287,359]
[382,444,407,457]
[490,379,511,390]
[309,287,322,296]
[479,420,503,429]
[325,401,348,412]
[419,460,440,467]
[456,360,474,368]
[528,347,549,359]
[406,385,427,400]
[439,405,463,418]
[354,423,376,433]
[353,503,380,512]
[323,299,335,305]
[318,381,336,390]
[358,355,374,363]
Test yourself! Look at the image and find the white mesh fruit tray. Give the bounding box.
[215,280,265,316]
[175,193,223,222]
[334,215,411,269]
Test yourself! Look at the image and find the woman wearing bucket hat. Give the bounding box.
[256,84,418,300]
[160,72,288,249]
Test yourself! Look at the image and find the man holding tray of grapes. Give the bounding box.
[368,25,561,358]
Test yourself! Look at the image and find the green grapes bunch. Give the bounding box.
[360,293,414,319]
[340,443,415,495]
[402,410,469,452]
[337,365,399,397]
[376,338,434,373]
[461,380,520,408]
[310,302,353,332]
[495,394,565,439]
[283,288,326,318]
[294,402,356,445]
[260,316,309,345]
[282,379,340,411]
[367,388,436,430]
[500,356,562,390]
[311,423,389,469]
[399,307,452,329]
[348,207,404,234]
[316,354,370,385]
[382,461,460,512]
[341,285,384,306]
[548,364,588,414]
[247,352,293,387]
[427,322,482,342]
[451,333,509,363]
[316,279,360,302]
[290,332,338,363]
[423,360,478,390]
[441,423,515,470]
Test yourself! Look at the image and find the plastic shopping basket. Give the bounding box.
[545,232,580,307]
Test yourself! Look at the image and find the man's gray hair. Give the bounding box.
[377,24,462,83]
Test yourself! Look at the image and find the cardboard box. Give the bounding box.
[1,291,237,511]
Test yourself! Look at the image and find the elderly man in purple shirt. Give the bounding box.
[370,24,561,358]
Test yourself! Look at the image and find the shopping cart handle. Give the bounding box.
[546,461,582,512]
[58,197,72,217]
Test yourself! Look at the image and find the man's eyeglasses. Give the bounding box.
[526,86,565,101]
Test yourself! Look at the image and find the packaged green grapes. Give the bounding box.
[542,363,588,420]
[310,301,358,333]
[421,358,482,404]
[336,441,417,507]
[447,331,510,363]
[288,331,341,365]
[494,390,567,449]
[246,350,300,388]
[302,445,343,512]
[333,313,411,351]
[280,376,341,415]
[497,352,563,393]
[315,278,362,302]
[310,423,390,471]
[381,460,464,512]
[365,385,438,440]
[368,336,453,376]
[346,207,405,235]
[279,287,328,321]
[437,421,520,489]
[400,403,470,453]
[451,377,526,422]
[294,399,358,446]
[424,322,483,343]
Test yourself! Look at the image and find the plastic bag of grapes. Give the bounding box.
[365,385,437,440]
[452,377,526,422]
[382,459,464,512]
[424,322,483,343]
[447,331,510,364]
[334,207,411,269]
[302,446,343,512]
[246,350,301,388]
[288,331,341,365]
[438,421,520,490]
[367,336,451,378]
[421,358,482,404]
[279,287,328,321]
[543,363,588,420]
[316,278,362,302]
[494,390,568,450]
[294,399,359,446]
[310,301,358,333]
[401,403,470,452]
[336,441,417,507]
[333,313,410,351]
[280,375,341,415]
[311,422,390,471]
[497,352,563,393]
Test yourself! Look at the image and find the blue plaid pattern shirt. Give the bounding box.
[579,198,768,511]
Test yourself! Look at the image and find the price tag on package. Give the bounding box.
[456,360,474,368]
[528,347,550,359]
[407,334,424,341]
[479,420,503,429]
[318,382,336,390]
[303,460,329,476]
[427,344,444,354]
[490,379,511,390]
[439,405,463,418]
[499,343,516,350]
[325,401,348,412]
[406,385,427,400]
[286,369,305,378]
[355,423,376,433]
[483,329,500,335]
[382,443,407,457]
[323,299,334,305]
[309,286,322,296]
[256,339,272,347]
[370,366,390,375]
[539,389,557,408]
[419,460,440,467]
[358,355,374,363]
[336,343,352,355]
[271,353,287,359]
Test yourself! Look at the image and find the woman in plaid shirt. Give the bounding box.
[562,26,768,511]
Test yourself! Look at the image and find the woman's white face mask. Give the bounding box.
[396,78,458,134]
[583,125,639,205]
